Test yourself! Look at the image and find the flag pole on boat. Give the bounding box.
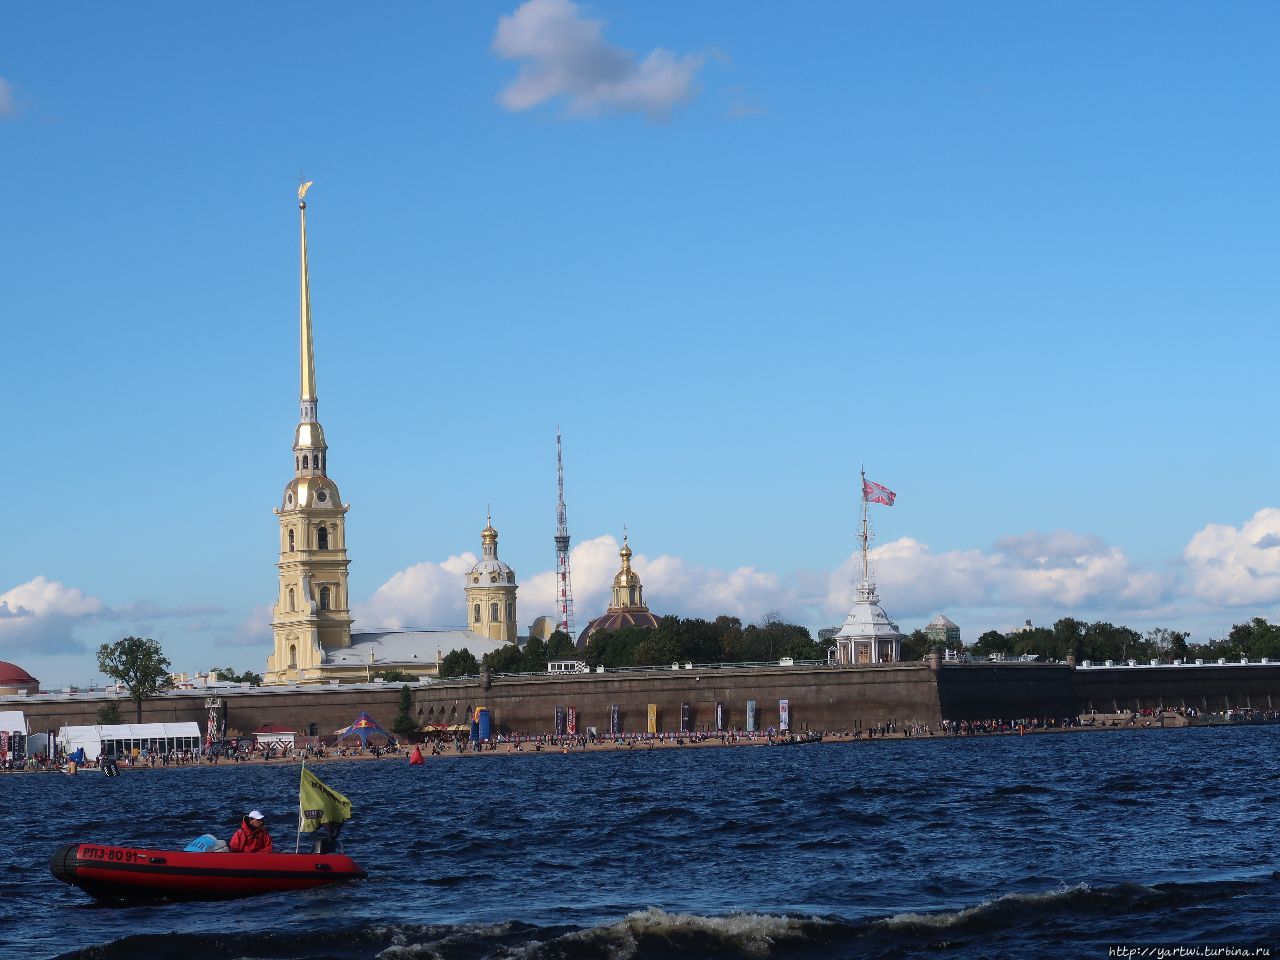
[295,760,305,853]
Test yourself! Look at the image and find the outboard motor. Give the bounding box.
[312,823,342,854]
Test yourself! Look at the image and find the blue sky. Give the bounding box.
[3,2,1279,687]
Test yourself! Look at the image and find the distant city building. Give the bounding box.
[527,616,557,642]
[0,660,38,696]
[1012,619,1035,634]
[924,614,961,648]
[817,627,840,644]
[577,533,663,647]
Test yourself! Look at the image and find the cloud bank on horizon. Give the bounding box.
[492,0,704,118]
[9,510,1280,668]
[0,576,221,657]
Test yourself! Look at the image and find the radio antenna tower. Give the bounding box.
[555,429,576,639]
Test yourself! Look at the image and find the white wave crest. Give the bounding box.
[879,883,1107,931]
[500,908,822,959]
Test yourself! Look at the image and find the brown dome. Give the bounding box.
[576,610,663,648]
[0,660,37,686]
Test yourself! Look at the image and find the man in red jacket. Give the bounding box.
[229,810,273,853]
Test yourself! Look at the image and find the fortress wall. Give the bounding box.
[935,663,1078,721]
[457,663,942,734]
[1071,664,1280,713]
[9,662,1278,739]
[8,664,943,737]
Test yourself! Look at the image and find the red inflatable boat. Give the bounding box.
[50,842,367,903]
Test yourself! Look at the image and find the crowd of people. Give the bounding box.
[5,706,1279,773]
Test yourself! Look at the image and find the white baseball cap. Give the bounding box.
[248,810,265,820]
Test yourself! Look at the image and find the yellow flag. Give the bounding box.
[298,766,352,833]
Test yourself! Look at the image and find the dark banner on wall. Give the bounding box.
[0,731,8,760]
[567,706,577,735]
[715,701,724,731]
[746,699,758,732]
[555,706,566,736]
[609,704,621,735]
[679,702,690,733]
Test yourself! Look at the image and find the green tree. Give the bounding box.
[1145,628,1190,660]
[96,700,123,724]
[377,669,415,682]
[391,685,417,737]
[1218,618,1280,660]
[98,636,173,723]
[483,643,524,674]
[209,666,262,685]
[546,630,576,661]
[901,629,932,661]
[439,648,479,679]
[520,635,549,672]
[971,630,1011,657]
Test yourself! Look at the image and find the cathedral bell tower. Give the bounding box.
[464,512,518,644]
[265,181,353,684]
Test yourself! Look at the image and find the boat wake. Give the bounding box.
[54,875,1280,960]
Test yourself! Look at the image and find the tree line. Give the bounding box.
[966,616,1280,664]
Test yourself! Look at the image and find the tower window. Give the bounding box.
[288,587,296,612]
[302,455,309,469]
[319,586,330,610]
[288,644,297,669]
[629,587,637,605]
[288,529,295,552]
[489,602,499,622]
[317,526,329,550]
[506,601,514,621]
[473,603,481,623]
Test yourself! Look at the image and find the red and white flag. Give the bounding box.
[863,478,896,506]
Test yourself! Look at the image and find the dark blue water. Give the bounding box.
[3,726,1278,960]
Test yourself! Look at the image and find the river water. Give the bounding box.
[3,725,1277,960]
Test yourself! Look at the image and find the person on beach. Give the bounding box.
[229,810,273,853]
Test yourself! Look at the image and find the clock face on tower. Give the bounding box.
[317,490,328,504]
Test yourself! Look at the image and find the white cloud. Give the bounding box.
[1184,507,1280,606]
[222,602,275,649]
[493,0,703,118]
[353,527,1182,643]
[0,576,104,653]
[0,78,15,118]
[353,553,478,631]
[821,531,1170,625]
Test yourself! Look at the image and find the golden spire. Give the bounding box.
[298,178,317,408]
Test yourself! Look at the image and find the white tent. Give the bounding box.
[0,711,28,735]
[58,722,203,761]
